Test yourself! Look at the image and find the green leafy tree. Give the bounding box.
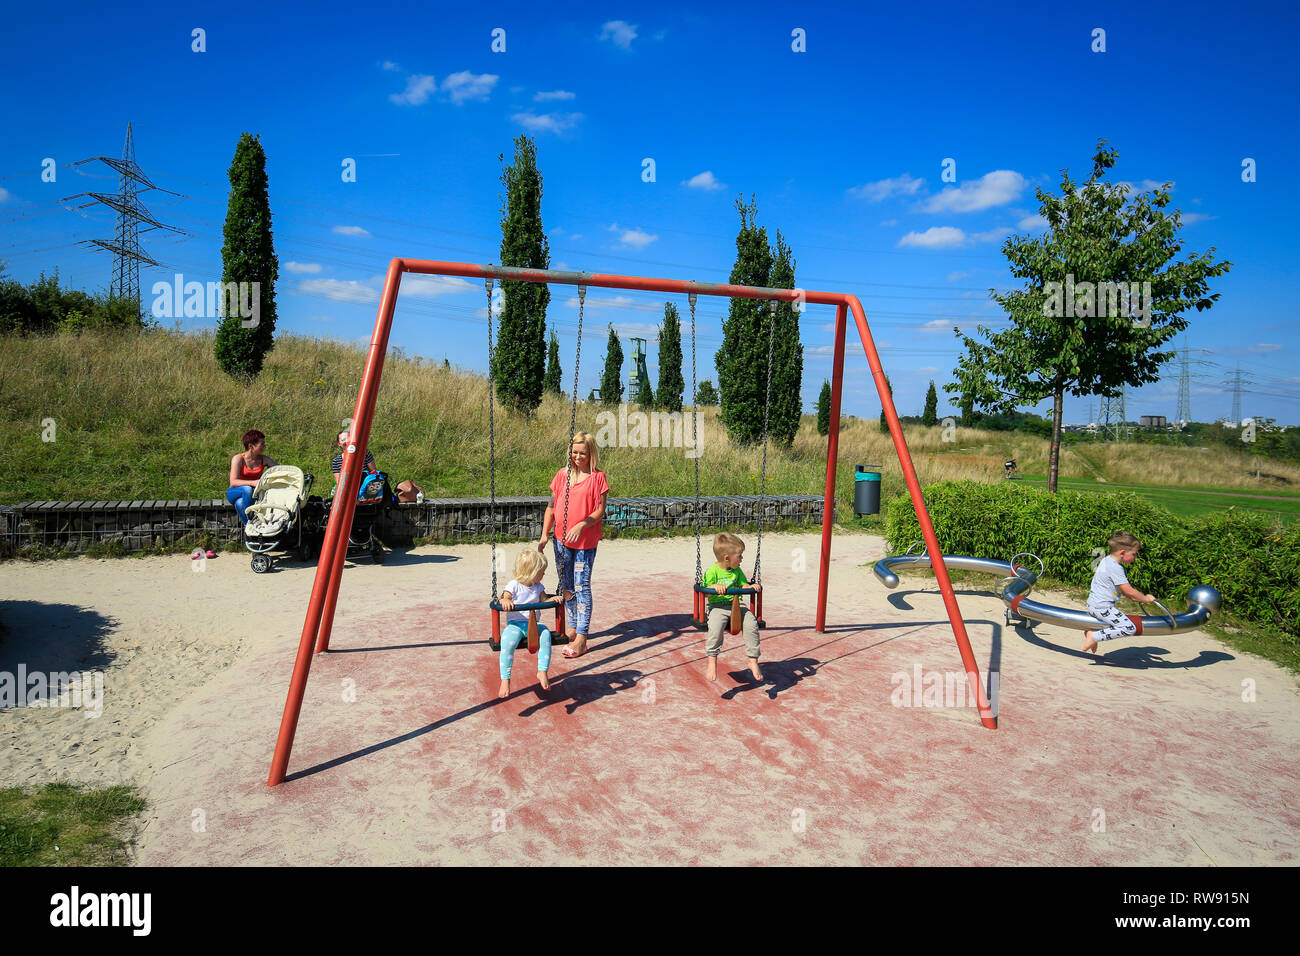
[543,329,563,396]
[715,196,773,445]
[635,369,655,408]
[959,394,977,427]
[494,135,550,414]
[816,380,832,436]
[946,141,1231,492]
[767,230,804,446]
[655,302,685,412]
[599,325,624,405]
[696,380,719,405]
[922,381,939,426]
[1243,417,1286,479]
[879,375,893,433]
[215,132,279,379]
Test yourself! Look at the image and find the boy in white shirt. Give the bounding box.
[1083,531,1155,654]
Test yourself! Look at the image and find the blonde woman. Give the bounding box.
[538,432,609,659]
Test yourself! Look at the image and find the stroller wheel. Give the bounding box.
[251,554,272,574]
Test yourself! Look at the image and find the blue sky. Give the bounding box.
[2,0,1297,425]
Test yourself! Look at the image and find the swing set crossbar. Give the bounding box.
[266,259,992,787]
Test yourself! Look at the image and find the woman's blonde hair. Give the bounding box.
[514,549,548,583]
[570,431,600,472]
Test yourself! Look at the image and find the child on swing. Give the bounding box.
[1082,531,1156,654]
[702,532,763,683]
[497,550,568,698]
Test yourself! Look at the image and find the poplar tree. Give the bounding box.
[543,329,562,396]
[879,376,893,433]
[922,381,939,426]
[215,132,278,379]
[817,380,832,436]
[599,325,624,405]
[495,135,550,414]
[767,230,803,446]
[715,196,772,444]
[655,302,685,413]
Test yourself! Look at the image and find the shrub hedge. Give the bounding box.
[884,481,1299,640]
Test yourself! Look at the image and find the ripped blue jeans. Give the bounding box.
[553,542,597,636]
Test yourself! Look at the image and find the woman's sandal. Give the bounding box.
[562,638,586,659]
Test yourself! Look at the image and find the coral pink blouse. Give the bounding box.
[549,468,610,551]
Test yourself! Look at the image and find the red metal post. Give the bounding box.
[816,303,848,632]
[844,298,994,728]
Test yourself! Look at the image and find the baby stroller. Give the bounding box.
[243,465,315,573]
[322,469,389,565]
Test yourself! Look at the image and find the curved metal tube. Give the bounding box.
[873,553,1220,635]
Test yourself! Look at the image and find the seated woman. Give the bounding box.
[228,429,278,526]
[332,429,424,502]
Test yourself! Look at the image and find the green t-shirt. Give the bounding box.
[702,562,750,607]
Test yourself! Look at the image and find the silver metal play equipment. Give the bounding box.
[873,545,1222,635]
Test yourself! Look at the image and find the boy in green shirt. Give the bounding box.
[702,532,763,682]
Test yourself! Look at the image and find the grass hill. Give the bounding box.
[6,329,1300,520]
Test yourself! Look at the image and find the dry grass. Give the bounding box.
[5,329,1297,506]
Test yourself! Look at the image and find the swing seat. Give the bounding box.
[690,584,766,632]
[488,599,570,652]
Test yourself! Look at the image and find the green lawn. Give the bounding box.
[0,783,145,866]
[1016,475,1300,525]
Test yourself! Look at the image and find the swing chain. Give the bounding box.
[689,290,701,585]
[558,281,586,591]
[753,299,777,586]
[486,275,498,601]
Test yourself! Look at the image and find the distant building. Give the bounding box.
[1140,415,1167,429]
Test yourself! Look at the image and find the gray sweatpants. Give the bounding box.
[1088,604,1137,642]
[705,605,760,659]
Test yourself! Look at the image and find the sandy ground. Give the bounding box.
[1,532,1297,866]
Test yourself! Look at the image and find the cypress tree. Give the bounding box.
[923,380,939,426]
[599,325,624,405]
[495,135,549,414]
[214,132,279,379]
[655,302,685,413]
[817,380,832,436]
[879,376,894,433]
[766,230,803,447]
[715,196,772,444]
[543,329,563,396]
[635,369,655,408]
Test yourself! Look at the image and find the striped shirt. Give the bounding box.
[332,449,376,475]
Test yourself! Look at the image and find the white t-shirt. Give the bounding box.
[1088,555,1129,611]
[502,579,546,623]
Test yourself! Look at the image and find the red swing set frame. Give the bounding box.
[266,260,994,787]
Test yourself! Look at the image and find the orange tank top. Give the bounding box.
[239,456,264,481]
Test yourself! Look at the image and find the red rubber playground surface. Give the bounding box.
[134,534,1300,866]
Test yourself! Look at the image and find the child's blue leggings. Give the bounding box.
[499,622,552,679]
[553,542,597,636]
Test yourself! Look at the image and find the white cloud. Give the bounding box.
[299,279,377,304]
[600,20,638,49]
[848,174,925,202]
[390,74,437,106]
[381,61,400,72]
[284,261,323,274]
[1017,214,1049,231]
[947,271,972,282]
[564,294,661,314]
[0,187,11,203]
[332,225,372,237]
[684,170,725,191]
[1242,343,1283,354]
[921,170,1025,213]
[917,366,939,374]
[569,234,583,241]
[511,111,583,133]
[608,223,658,250]
[402,275,477,298]
[971,226,1013,244]
[897,226,966,249]
[805,344,838,358]
[534,90,576,102]
[442,71,498,104]
[1181,212,1213,225]
[879,219,898,227]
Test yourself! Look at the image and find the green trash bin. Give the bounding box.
[854,465,881,516]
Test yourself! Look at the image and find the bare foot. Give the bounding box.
[748,659,763,681]
[538,671,550,690]
[706,657,717,682]
[1081,631,1099,654]
[498,678,510,698]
